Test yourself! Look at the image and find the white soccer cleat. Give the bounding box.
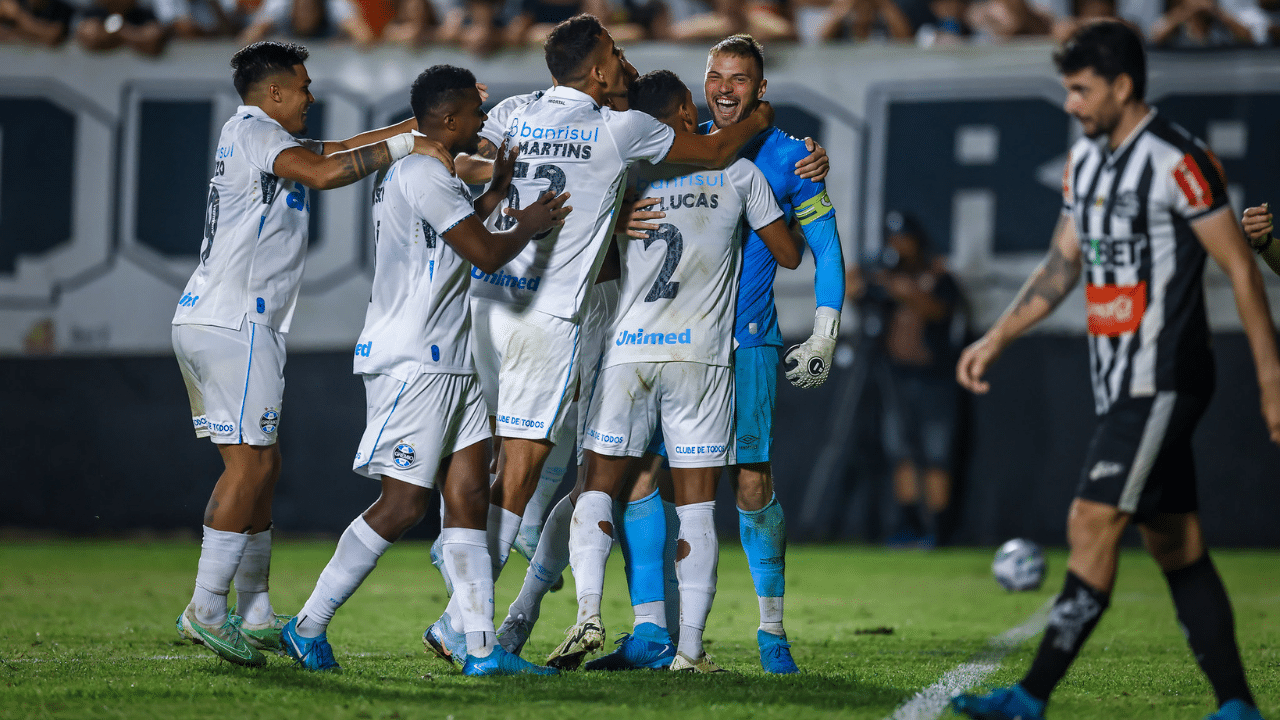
[545,616,604,670]
[669,651,728,674]
[497,612,537,656]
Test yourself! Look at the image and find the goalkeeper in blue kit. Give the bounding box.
[612,34,845,674]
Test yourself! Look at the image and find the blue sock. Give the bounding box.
[619,489,668,609]
[739,494,786,599]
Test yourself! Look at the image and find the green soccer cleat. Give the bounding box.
[176,606,265,667]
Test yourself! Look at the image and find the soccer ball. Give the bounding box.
[992,538,1046,592]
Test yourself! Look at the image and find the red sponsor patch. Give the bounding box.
[1086,282,1146,336]
[1173,154,1213,211]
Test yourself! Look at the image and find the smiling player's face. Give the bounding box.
[453,87,488,156]
[704,52,765,130]
[273,64,315,136]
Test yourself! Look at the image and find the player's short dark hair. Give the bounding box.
[230,41,309,99]
[410,64,478,122]
[1053,19,1146,101]
[628,70,688,121]
[544,14,606,84]
[708,34,765,75]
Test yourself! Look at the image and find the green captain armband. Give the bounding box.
[794,190,834,226]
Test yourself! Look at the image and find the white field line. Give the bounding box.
[4,651,394,664]
[886,598,1053,720]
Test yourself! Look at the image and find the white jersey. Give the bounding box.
[604,159,783,368]
[173,105,309,333]
[354,155,477,382]
[470,85,675,320]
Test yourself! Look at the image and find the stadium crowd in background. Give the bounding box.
[2,0,1278,53]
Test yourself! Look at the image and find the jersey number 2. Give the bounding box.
[643,223,682,301]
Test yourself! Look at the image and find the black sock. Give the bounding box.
[897,503,924,536]
[1165,554,1255,707]
[1020,571,1110,703]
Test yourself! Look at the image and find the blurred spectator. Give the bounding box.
[606,0,671,40]
[1149,0,1253,46]
[965,0,1054,39]
[434,0,501,54]
[382,0,439,45]
[666,0,796,42]
[916,0,970,43]
[506,0,600,45]
[239,0,386,46]
[0,0,75,45]
[816,0,916,41]
[848,211,965,548]
[1051,0,1119,42]
[152,0,241,37]
[75,0,169,55]
[1236,0,1279,42]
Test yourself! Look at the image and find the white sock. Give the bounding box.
[441,527,497,658]
[507,495,573,623]
[232,528,274,626]
[519,442,572,542]
[663,500,681,633]
[295,516,391,638]
[675,501,718,660]
[759,597,785,635]
[633,601,665,629]
[191,526,251,625]
[568,490,614,623]
[488,504,522,580]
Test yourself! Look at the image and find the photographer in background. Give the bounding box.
[848,210,966,548]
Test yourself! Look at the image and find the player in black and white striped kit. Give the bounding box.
[952,20,1280,720]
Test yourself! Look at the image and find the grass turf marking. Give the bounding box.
[886,597,1053,720]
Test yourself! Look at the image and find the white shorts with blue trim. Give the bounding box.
[353,371,490,488]
[582,361,735,468]
[172,319,284,447]
[469,297,580,442]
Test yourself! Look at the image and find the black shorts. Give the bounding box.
[1076,391,1208,522]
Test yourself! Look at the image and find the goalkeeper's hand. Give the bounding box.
[784,307,840,389]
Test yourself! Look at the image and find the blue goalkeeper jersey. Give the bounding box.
[700,122,844,349]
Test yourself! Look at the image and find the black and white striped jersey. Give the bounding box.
[1063,110,1229,415]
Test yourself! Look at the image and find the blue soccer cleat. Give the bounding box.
[280,617,340,672]
[951,684,1047,720]
[1205,700,1266,720]
[583,623,677,671]
[423,611,467,665]
[463,645,560,676]
[758,630,799,674]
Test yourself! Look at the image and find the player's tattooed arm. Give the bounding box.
[957,213,1081,394]
[273,134,451,190]
[456,137,499,185]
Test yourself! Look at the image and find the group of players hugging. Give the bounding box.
[170,10,1277,719]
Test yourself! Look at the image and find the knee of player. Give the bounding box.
[1066,499,1129,547]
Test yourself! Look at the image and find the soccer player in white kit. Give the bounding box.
[172,41,451,666]
[422,13,778,662]
[277,64,569,675]
[548,69,800,673]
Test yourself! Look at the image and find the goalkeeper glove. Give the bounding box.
[784,306,840,389]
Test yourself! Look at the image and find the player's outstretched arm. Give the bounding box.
[1193,206,1280,444]
[454,137,500,186]
[664,102,775,169]
[1242,203,1280,277]
[445,190,571,273]
[957,213,1081,394]
[273,133,448,191]
[784,177,844,389]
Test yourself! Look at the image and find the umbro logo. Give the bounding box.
[1088,461,1125,481]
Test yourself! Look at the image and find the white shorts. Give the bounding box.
[470,297,581,442]
[172,320,285,446]
[582,361,735,468]
[353,372,490,488]
[575,280,621,464]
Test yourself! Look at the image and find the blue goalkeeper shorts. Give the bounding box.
[734,345,778,465]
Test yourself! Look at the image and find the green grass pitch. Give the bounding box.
[2,540,1276,719]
